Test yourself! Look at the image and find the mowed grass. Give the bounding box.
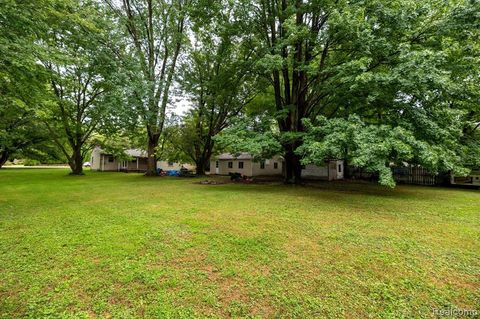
[0,169,478,319]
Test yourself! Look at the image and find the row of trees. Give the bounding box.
[1,0,479,185]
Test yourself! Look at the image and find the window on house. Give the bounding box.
[168,162,174,167]
[274,162,278,169]
[238,161,244,169]
[108,156,114,163]
[215,161,219,168]
[228,161,233,168]
[260,161,265,169]
[338,164,342,173]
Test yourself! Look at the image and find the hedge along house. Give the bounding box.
[210,153,283,177]
[91,147,148,172]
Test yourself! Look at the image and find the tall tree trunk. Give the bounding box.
[344,147,351,179]
[145,134,159,176]
[195,141,214,176]
[0,151,9,169]
[195,160,206,176]
[194,152,212,176]
[284,143,302,184]
[69,146,84,175]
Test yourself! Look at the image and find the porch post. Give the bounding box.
[136,158,139,171]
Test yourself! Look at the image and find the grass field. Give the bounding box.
[0,169,478,318]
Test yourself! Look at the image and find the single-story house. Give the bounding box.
[210,153,283,177]
[209,153,344,180]
[91,147,148,172]
[91,147,194,172]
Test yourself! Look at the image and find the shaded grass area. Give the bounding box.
[0,169,479,318]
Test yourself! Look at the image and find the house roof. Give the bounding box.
[95,146,147,158]
[216,153,253,160]
[125,149,147,158]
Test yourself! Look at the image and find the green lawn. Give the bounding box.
[0,169,478,318]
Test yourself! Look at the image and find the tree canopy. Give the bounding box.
[1,0,479,185]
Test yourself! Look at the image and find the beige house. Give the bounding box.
[210,153,283,177]
[209,153,344,180]
[91,147,148,172]
[91,147,195,172]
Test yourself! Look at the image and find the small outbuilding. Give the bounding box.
[302,160,344,181]
[451,170,480,187]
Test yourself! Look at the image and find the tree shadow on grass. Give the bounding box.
[192,177,479,203]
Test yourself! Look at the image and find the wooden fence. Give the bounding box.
[392,166,440,186]
[348,166,447,186]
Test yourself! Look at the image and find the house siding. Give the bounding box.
[210,156,282,177]
[91,147,102,171]
[101,154,119,171]
[209,159,253,176]
[157,161,195,171]
[301,161,344,180]
[251,157,283,176]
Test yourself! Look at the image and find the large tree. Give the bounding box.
[38,1,118,175]
[0,0,52,168]
[178,1,257,174]
[248,0,479,183]
[105,0,189,176]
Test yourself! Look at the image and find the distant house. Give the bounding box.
[209,153,344,180]
[210,153,283,176]
[91,147,194,172]
[91,147,148,172]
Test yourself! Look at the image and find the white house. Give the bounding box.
[91,147,148,172]
[91,147,194,172]
[210,153,283,177]
[209,153,344,180]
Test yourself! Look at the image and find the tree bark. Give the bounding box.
[195,160,206,176]
[145,134,159,176]
[283,144,302,184]
[195,154,212,176]
[0,151,9,169]
[69,146,84,175]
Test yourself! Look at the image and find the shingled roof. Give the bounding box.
[216,153,253,160]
